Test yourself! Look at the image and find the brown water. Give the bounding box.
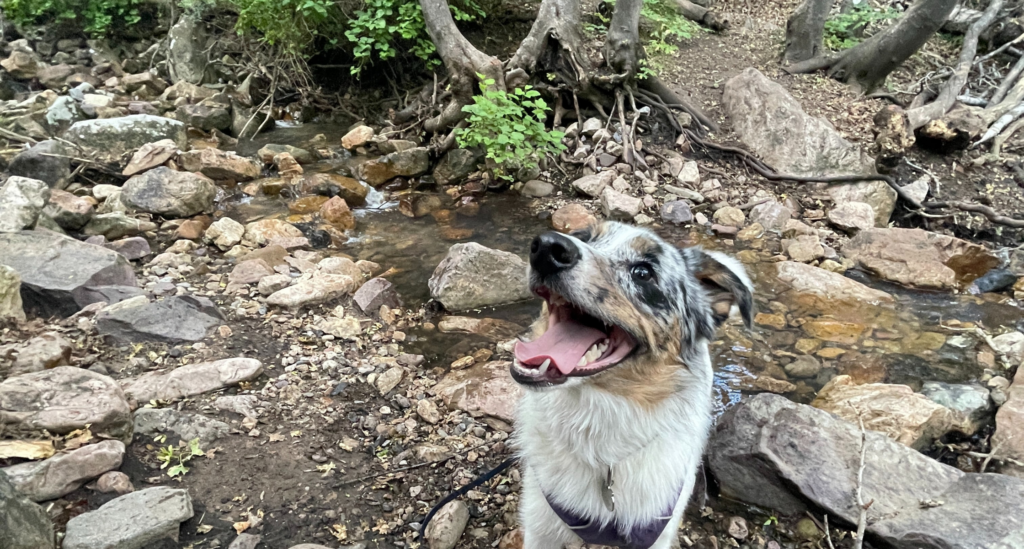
[226,125,1023,414]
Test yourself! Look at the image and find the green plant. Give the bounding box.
[457,77,566,182]
[1,0,141,36]
[233,0,345,55]
[157,437,204,478]
[640,0,700,55]
[823,3,899,51]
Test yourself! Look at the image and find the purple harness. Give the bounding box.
[543,489,680,549]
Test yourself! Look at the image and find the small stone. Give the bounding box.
[342,125,374,149]
[660,200,693,225]
[828,201,876,233]
[521,180,554,198]
[712,206,745,228]
[600,187,642,220]
[677,161,700,185]
[424,500,469,549]
[551,204,596,233]
[96,471,134,494]
[376,366,404,394]
[726,516,748,541]
[204,217,245,250]
[754,313,786,330]
[785,355,822,378]
[416,399,442,424]
[786,235,825,263]
[571,172,615,198]
[451,356,475,370]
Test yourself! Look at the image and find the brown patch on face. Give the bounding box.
[591,354,685,409]
[629,236,659,255]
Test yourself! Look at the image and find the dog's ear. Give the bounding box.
[689,249,754,329]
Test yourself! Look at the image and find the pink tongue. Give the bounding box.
[514,320,606,375]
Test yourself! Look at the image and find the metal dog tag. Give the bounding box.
[601,468,616,512]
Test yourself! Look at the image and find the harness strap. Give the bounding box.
[543,486,681,549]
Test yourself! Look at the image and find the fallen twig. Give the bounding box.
[0,127,38,144]
[853,408,872,549]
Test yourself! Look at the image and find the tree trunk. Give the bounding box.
[673,0,730,32]
[783,0,830,65]
[604,0,644,80]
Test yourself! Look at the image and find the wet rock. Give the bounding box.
[438,316,524,341]
[304,173,369,206]
[178,148,261,181]
[0,231,136,317]
[0,367,132,443]
[0,265,26,322]
[104,237,151,261]
[63,486,193,549]
[784,355,821,379]
[64,115,187,163]
[812,375,959,449]
[751,376,796,394]
[827,201,875,234]
[353,278,401,314]
[425,500,469,549]
[660,200,693,225]
[9,140,71,189]
[243,219,304,247]
[266,274,357,309]
[2,440,125,502]
[969,268,1018,294]
[257,144,314,164]
[521,180,554,197]
[776,261,893,306]
[432,361,522,423]
[748,201,792,231]
[713,206,745,228]
[801,320,865,344]
[993,366,1024,478]
[357,147,430,186]
[433,149,481,186]
[122,139,179,177]
[341,125,374,149]
[843,228,999,289]
[95,295,224,343]
[550,204,596,233]
[428,243,531,311]
[921,382,992,435]
[175,103,230,132]
[600,188,642,220]
[8,332,72,375]
[321,196,356,230]
[122,357,263,403]
[0,471,55,549]
[133,408,229,446]
[784,235,824,263]
[571,171,614,198]
[204,217,244,250]
[96,471,134,494]
[122,167,216,218]
[376,366,404,394]
[44,189,94,231]
[83,213,156,240]
[0,177,50,233]
[709,393,1024,549]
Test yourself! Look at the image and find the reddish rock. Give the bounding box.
[174,215,212,240]
[353,278,401,314]
[320,196,355,230]
[550,204,596,233]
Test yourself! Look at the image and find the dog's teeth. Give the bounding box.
[538,358,551,376]
[577,356,587,367]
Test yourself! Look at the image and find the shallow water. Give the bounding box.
[226,125,1021,414]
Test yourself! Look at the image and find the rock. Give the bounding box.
[2,440,125,502]
[827,183,897,227]
[228,534,262,549]
[433,149,481,186]
[376,366,404,394]
[64,115,187,163]
[0,265,26,322]
[257,144,313,165]
[175,103,230,131]
[417,399,442,424]
[122,139,179,177]
[712,206,745,228]
[96,471,134,494]
[167,15,208,84]
[133,408,229,446]
[677,161,700,185]
[178,148,261,181]
[0,231,136,317]
[432,361,522,423]
[843,228,998,289]
[317,257,363,280]
[341,125,374,149]
[122,72,167,94]
[0,471,55,549]
[229,259,274,285]
[303,173,369,206]
[428,243,531,311]
[95,295,225,343]
[827,201,875,233]
[83,213,156,240]
[709,393,1024,549]
[969,268,1018,294]
[8,332,72,375]
[38,63,76,89]
[1,51,39,80]
[991,332,1024,367]
[44,189,94,231]
[425,500,469,549]
[316,315,362,340]
[812,376,960,449]
[9,140,71,189]
[63,486,193,549]
[122,357,263,403]
[776,261,893,306]
[213,395,261,418]
[0,177,50,233]
[902,175,930,205]
[353,278,401,314]
[243,219,304,247]
[660,200,693,225]
[521,180,554,197]
[784,355,822,379]
[921,382,992,435]
[785,235,824,263]
[748,201,792,231]
[266,274,357,309]
[320,196,355,230]
[664,185,704,203]
[204,217,245,250]
[801,320,865,344]
[571,171,615,198]
[993,366,1024,478]
[550,204,596,233]
[357,147,430,186]
[0,367,132,443]
[600,188,642,220]
[438,316,524,341]
[256,274,292,296]
[121,167,215,218]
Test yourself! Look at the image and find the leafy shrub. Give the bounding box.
[2,0,141,36]
[232,0,345,55]
[640,0,700,55]
[823,3,899,51]
[457,77,566,181]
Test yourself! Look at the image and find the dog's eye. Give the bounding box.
[630,264,654,282]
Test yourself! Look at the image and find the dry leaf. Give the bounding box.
[0,440,55,460]
[233,521,250,534]
[196,524,213,534]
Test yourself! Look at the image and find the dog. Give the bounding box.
[511,221,753,549]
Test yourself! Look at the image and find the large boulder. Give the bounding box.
[95,295,225,343]
[775,261,894,306]
[722,68,895,225]
[0,367,133,443]
[431,361,522,423]
[177,148,261,181]
[166,15,209,84]
[0,265,26,322]
[8,140,71,189]
[0,231,136,317]
[0,177,50,233]
[121,357,263,403]
[0,471,55,549]
[63,487,194,549]
[121,167,216,218]
[175,103,230,132]
[64,115,187,163]
[356,147,430,186]
[993,366,1024,478]
[2,440,125,502]
[428,243,532,311]
[843,228,999,289]
[709,393,1024,549]
[432,149,481,186]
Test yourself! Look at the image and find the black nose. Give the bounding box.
[530,232,580,277]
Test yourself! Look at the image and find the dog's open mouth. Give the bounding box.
[512,289,637,385]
